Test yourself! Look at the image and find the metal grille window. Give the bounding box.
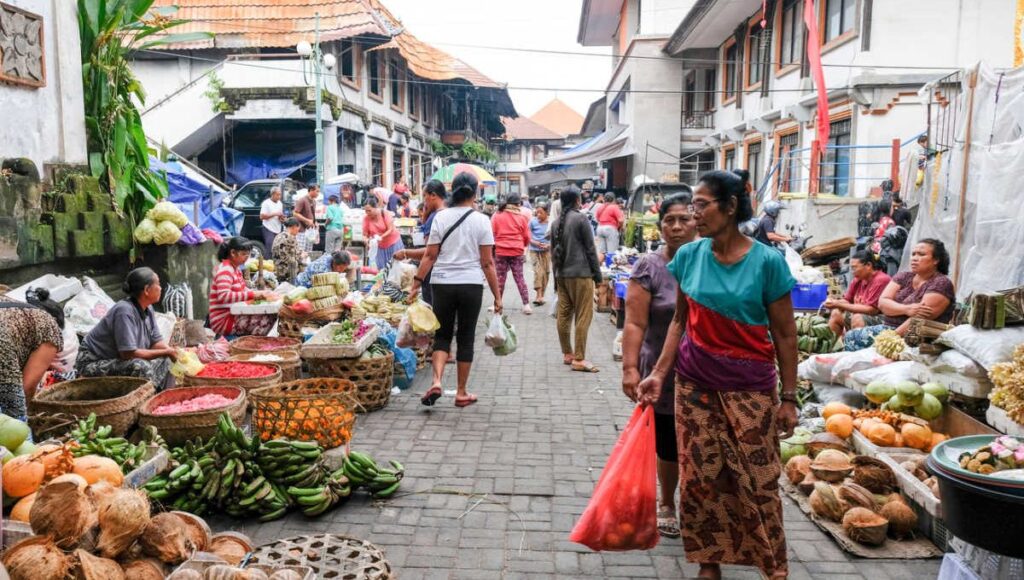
[723,42,738,99]
[371,146,385,186]
[825,0,856,43]
[746,141,763,190]
[821,118,852,196]
[392,151,405,186]
[723,147,736,171]
[747,22,766,86]
[777,132,800,193]
[780,0,803,66]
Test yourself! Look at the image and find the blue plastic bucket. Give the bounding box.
[791,283,828,310]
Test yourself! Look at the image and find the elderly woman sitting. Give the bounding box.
[844,238,955,351]
[825,251,891,337]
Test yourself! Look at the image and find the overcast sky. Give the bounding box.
[382,0,611,119]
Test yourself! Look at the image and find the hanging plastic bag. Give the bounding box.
[170,350,205,378]
[569,405,659,551]
[63,277,115,335]
[395,316,431,349]
[366,235,380,266]
[549,295,558,318]
[407,300,440,334]
[783,243,803,278]
[484,314,508,348]
[387,260,418,292]
[493,317,517,356]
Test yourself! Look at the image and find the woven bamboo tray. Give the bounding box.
[306,352,394,412]
[182,362,282,394]
[229,352,301,382]
[28,376,155,437]
[249,534,392,579]
[138,386,247,446]
[300,323,379,359]
[229,336,301,356]
[250,379,359,448]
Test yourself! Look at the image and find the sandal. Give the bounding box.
[657,506,681,538]
[571,361,600,373]
[562,354,574,365]
[454,393,478,408]
[421,386,442,407]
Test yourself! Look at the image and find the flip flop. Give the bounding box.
[421,386,442,407]
[563,354,574,365]
[454,394,478,408]
[657,507,681,538]
[571,361,600,373]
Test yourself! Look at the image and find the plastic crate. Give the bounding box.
[792,283,828,310]
[615,280,628,299]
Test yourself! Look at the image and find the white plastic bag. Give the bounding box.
[849,361,931,389]
[937,325,1024,371]
[549,295,559,318]
[783,243,803,278]
[932,349,987,378]
[484,314,508,348]
[831,348,892,384]
[387,260,418,292]
[798,351,851,384]
[52,326,79,374]
[366,235,380,266]
[63,277,115,335]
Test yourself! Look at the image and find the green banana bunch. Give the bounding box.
[340,451,404,499]
[71,413,149,472]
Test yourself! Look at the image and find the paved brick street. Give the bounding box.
[212,299,942,579]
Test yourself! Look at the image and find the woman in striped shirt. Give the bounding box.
[208,237,273,336]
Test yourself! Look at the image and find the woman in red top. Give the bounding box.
[363,197,404,270]
[491,194,532,314]
[208,238,274,336]
[595,192,624,262]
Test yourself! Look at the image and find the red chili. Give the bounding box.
[196,362,275,378]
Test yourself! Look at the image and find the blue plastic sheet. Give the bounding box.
[367,318,417,381]
[151,157,227,225]
[227,134,316,184]
[199,207,245,237]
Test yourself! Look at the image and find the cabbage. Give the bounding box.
[152,220,183,245]
[133,218,158,244]
[148,201,188,227]
[284,287,307,305]
[780,427,813,463]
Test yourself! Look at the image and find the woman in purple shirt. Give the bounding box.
[621,192,697,539]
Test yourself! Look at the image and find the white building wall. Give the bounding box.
[0,0,87,170]
[638,0,694,37]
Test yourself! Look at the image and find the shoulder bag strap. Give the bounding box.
[439,209,475,250]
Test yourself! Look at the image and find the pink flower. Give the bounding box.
[1015,448,1024,463]
[992,442,1007,455]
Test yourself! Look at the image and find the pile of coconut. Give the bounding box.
[784,434,919,547]
[0,476,271,579]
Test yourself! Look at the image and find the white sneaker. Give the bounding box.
[523,304,533,315]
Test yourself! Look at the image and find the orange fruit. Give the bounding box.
[926,432,948,452]
[866,422,896,447]
[825,414,854,438]
[901,423,933,451]
[822,402,853,420]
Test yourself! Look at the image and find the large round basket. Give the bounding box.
[182,362,282,394]
[249,534,392,579]
[229,352,301,382]
[250,379,359,448]
[28,377,155,437]
[306,352,394,412]
[138,386,247,446]
[277,304,344,340]
[228,336,301,357]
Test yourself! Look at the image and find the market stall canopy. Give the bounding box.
[430,163,497,186]
[531,126,633,167]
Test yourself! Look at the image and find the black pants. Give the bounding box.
[654,411,678,463]
[431,283,483,363]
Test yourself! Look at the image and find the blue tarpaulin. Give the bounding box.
[151,157,227,224]
[199,207,245,238]
[227,134,316,185]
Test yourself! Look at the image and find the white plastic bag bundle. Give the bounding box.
[831,348,892,384]
[783,243,803,278]
[148,201,188,227]
[798,351,851,384]
[932,348,987,378]
[936,325,1024,371]
[549,295,558,318]
[387,261,418,292]
[366,235,380,266]
[484,314,508,348]
[849,361,931,389]
[63,277,115,335]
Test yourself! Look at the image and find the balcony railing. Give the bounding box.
[681,110,715,130]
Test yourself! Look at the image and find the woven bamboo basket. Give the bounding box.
[306,352,394,412]
[277,304,345,339]
[28,377,155,437]
[249,534,392,579]
[182,362,282,394]
[249,379,360,448]
[138,386,247,446]
[228,336,301,357]
[229,352,301,382]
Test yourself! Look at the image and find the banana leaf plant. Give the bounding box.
[77,0,211,241]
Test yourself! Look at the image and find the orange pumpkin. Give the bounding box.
[900,423,934,450]
[72,456,124,486]
[822,402,853,420]
[825,414,854,438]
[2,455,46,498]
[866,422,897,447]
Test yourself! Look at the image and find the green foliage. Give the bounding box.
[428,138,452,158]
[459,140,496,164]
[78,0,211,234]
[203,71,225,112]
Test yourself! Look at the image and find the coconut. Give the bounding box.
[810,449,854,483]
[268,571,304,580]
[785,455,812,485]
[880,497,918,539]
[97,488,152,558]
[172,510,211,552]
[809,482,847,522]
[122,559,166,580]
[806,433,851,458]
[209,532,254,566]
[87,481,119,511]
[166,570,203,580]
[29,480,98,549]
[852,455,897,494]
[1,536,72,580]
[75,549,125,580]
[139,513,196,564]
[798,472,821,495]
[838,481,878,512]
[842,507,889,546]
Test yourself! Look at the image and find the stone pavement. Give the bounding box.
[212,297,943,579]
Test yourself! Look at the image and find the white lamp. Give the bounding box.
[322,53,336,70]
[296,41,313,57]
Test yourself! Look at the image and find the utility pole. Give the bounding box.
[314,12,324,189]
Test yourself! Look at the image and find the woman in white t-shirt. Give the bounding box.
[409,172,501,408]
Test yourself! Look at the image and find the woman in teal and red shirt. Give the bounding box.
[638,170,799,580]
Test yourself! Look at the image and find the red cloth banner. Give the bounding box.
[804,0,830,154]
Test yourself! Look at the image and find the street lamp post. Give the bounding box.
[297,13,335,189]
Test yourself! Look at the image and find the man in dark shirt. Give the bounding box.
[753,201,791,247]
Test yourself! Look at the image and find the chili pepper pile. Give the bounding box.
[196,361,276,379]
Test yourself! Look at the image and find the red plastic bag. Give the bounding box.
[570,405,659,551]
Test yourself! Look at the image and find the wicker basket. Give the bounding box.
[229,352,301,382]
[182,362,282,394]
[306,353,394,412]
[249,379,359,448]
[138,386,247,446]
[228,336,301,357]
[249,534,392,579]
[28,377,155,437]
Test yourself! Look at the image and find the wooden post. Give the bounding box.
[952,68,978,289]
[808,139,821,196]
[890,138,902,193]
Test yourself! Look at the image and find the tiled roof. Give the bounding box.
[149,0,398,50]
[501,116,564,141]
[529,99,585,137]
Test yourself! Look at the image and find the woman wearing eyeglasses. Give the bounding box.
[638,170,798,580]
